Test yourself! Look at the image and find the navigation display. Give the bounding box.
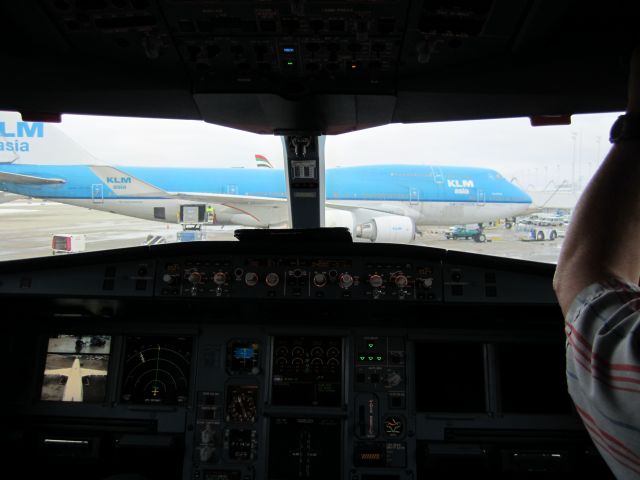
[121,336,192,405]
[40,334,112,402]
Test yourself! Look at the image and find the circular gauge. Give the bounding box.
[226,385,258,424]
[326,347,340,358]
[121,336,192,405]
[275,346,289,357]
[291,346,305,357]
[310,346,324,357]
[383,416,404,437]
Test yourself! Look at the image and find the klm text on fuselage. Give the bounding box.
[0,122,44,152]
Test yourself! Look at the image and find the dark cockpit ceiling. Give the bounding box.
[0,0,636,134]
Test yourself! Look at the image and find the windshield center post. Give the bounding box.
[281,133,325,229]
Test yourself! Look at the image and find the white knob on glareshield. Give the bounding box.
[265,272,280,287]
[339,273,354,289]
[394,274,408,288]
[188,271,202,284]
[369,274,383,288]
[244,272,259,286]
[313,273,327,287]
[213,271,226,286]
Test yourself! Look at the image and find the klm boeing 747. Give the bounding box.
[0,113,532,243]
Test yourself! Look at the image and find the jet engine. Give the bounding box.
[355,216,416,244]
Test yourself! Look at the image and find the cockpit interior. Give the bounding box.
[0,1,636,479]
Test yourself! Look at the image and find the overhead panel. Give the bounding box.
[162,0,408,97]
[0,1,632,131]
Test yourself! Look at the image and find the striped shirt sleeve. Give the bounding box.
[565,278,640,479]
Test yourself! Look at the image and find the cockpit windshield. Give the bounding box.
[0,110,619,263]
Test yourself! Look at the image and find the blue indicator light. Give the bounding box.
[234,347,254,360]
[283,47,295,53]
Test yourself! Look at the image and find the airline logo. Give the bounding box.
[447,179,474,195]
[255,154,273,168]
[91,165,167,197]
[106,177,132,184]
[447,179,474,188]
[0,121,44,153]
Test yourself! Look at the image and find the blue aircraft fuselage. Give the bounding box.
[0,164,531,205]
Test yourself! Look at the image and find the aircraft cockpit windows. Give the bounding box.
[325,112,622,263]
[0,110,286,262]
[0,109,623,264]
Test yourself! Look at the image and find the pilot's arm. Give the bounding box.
[553,49,640,479]
[554,48,640,313]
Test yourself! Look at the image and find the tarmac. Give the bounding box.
[0,200,563,264]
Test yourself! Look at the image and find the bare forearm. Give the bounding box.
[554,141,640,314]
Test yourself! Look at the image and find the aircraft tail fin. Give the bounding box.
[0,111,101,165]
[90,165,170,198]
[255,154,273,168]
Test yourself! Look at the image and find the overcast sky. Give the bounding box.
[53,110,621,191]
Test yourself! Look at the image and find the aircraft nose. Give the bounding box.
[518,188,532,204]
[507,181,532,204]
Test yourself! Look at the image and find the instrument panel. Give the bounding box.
[25,323,602,480]
[3,244,606,480]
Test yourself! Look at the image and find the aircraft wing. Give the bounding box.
[169,191,286,205]
[0,192,20,204]
[90,165,286,205]
[80,368,108,376]
[326,201,419,218]
[0,171,66,185]
[44,368,72,377]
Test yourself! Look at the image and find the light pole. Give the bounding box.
[595,135,602,173]
[571,132,578,194]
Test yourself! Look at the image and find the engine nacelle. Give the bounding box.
[355,216,416,244]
